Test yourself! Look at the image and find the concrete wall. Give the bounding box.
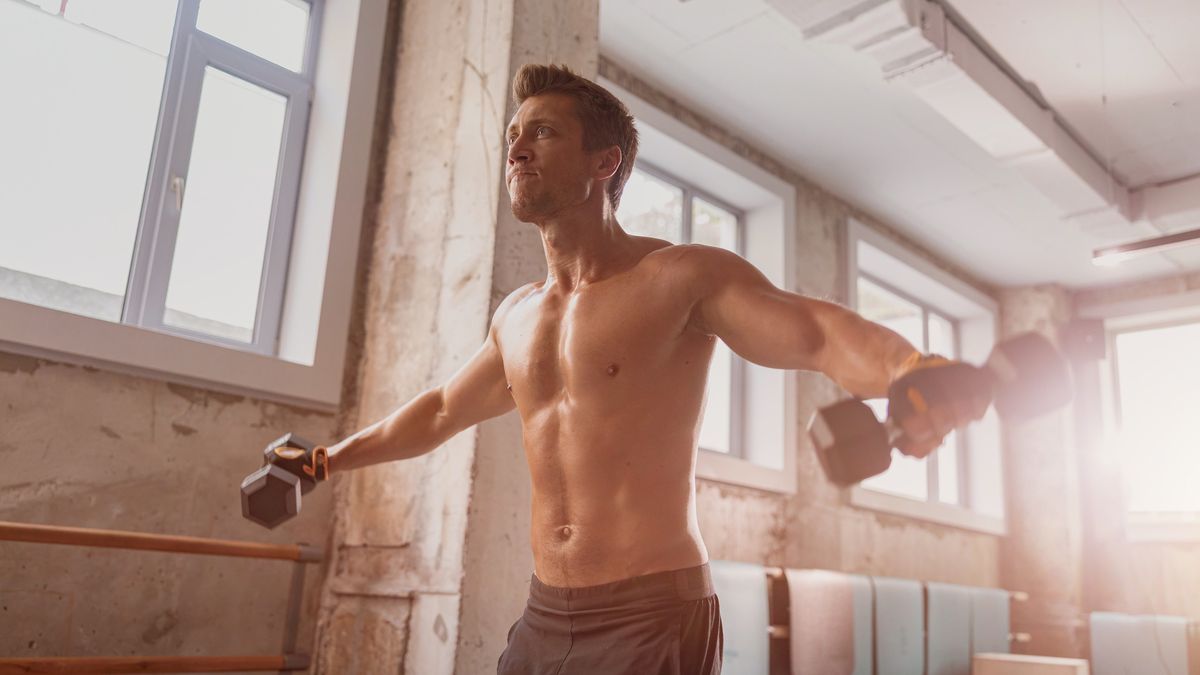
[0,353,337,663]
[990,276,1200,659]
[995,287,1087,657]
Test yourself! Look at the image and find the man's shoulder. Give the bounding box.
[643,241,743,279]
[496,282,540,315]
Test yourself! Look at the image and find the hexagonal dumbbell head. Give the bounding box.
[808,398,892,485]
[240,464,302,529]
[985,332,1072,421]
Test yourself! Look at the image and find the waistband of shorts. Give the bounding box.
[528,563,714,610]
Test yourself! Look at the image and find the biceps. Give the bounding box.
[702,281,827,370]
[437,335,514,436]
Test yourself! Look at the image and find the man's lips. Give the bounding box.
[508,170,538,182]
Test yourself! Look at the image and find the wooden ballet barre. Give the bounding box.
[0,521,322,563]
[0,653,309,673]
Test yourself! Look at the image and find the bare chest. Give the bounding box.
[496,278,704,409]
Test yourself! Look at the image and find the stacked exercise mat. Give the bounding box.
[709,561,1010,675]
[710,561,1200,674]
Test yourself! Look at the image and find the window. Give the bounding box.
[848,220,1004,534]
[856,276,962,504]
[601,75,798,494]
[1110,319,1200,515]
[618,164,745,457]
[0,0,386,409]
[1,0,321,353]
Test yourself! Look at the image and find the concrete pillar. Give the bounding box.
[311,1,598,673]
[997,285,1086,657]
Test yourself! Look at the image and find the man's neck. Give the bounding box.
[536,202,636,292]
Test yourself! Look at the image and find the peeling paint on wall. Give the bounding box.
[1,358,338,657]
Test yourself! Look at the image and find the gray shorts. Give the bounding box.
[497,563,723,674]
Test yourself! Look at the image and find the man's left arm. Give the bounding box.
[683,245,985,456]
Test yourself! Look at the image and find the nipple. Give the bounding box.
[506,382,513,392]
[606,363,619,376]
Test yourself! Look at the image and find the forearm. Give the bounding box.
[811,303,920,399]
[327,388,448,473]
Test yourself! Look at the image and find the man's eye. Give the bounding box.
[536,126,550,136]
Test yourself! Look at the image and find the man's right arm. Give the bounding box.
[325,306,517,474]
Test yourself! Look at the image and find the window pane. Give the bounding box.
[164,67,287,343]
[692,197,737,251]
[937,431,960,504]
[63,0,178,56]
[0,0,177,321]
[616,169,684,243]
[860,397,929,499]
[857,278,929,500]
[699,340,733,454]
[1113,321,1200,513]
[692,197,738,455]
[197,0,309,73]
[857,277,923,347]
[928,310,960,503]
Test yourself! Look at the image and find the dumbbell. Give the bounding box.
[240,433,329,529]
[808,332,1072,486]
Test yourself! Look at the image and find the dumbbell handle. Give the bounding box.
[269,443,331,486]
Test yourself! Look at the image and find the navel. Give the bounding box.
[558,525,573,540]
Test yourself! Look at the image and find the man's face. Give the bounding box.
[505,93,598,222]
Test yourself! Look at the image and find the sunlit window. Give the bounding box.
[617,165,743,457]
[1111,320,1200,514]
[0,0,319,352]
[857,275,962,505]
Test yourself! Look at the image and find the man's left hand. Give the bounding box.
[886,355,991,458]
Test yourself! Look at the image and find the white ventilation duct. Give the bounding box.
[770,0,1138,229]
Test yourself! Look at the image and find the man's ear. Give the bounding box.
[595,146,622,181]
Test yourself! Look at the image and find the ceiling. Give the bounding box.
[599,0,1200,290]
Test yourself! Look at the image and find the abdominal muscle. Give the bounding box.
[522,408,710,588]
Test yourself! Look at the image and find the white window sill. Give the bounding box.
[850,485,1006,535]
[1125,514,1200,543]
[0,298,343,411]
[697,449,797,494]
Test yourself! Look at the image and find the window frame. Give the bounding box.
[0,0,388,411]
[123,0,325,355]
[627,160,749,460]
[856,271,968,506]
[1098,305,1200,540]
[847,219,1004,535]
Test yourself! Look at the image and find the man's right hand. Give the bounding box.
[240,433,329,529]
[264,433,330,489]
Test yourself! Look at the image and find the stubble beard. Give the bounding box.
[509,181,562,223]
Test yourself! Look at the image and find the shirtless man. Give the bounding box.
[322,64,985,674]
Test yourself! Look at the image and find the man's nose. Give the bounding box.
[507,136,531,164]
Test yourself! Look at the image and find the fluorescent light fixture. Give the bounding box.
[1092,228,1200,266]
